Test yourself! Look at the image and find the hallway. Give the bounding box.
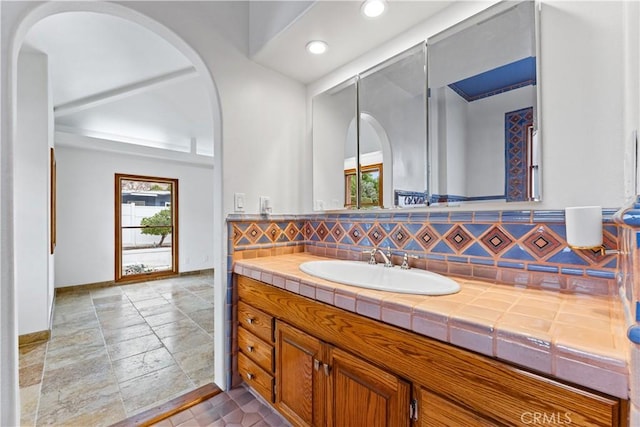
[19,274,214,426]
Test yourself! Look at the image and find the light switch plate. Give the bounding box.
[234,193,245,212]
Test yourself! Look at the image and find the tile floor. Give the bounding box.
[19,274,216,426]
[152,386,290,427]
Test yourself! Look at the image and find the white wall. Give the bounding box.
[308,1,628,210]
[15,50,53,336]
[108,1,306,217]
[55,145,214,287]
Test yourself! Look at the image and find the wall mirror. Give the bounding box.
[312,45,427,210]
[312,78,357,210]
[427,1,540,205]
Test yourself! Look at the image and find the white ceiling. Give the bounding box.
[251,1,451,83]
[23,11,214,157]
[20,2,454,157]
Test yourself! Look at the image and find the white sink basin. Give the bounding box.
[299,260,460,296]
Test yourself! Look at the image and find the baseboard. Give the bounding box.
[19,329,51,347]
[109,383,221,427]
[56,268,215,295]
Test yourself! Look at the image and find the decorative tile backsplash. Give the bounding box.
[228,209,618,296]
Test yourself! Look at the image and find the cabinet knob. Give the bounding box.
[246,317,255,325]
[247,373,254,380]
[313,359,321,371]
[247,346,254,353]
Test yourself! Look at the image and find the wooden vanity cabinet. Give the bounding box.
[275,320,411,427]
[236,300,275,402]
[236,275,627,427]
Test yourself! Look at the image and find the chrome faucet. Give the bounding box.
[363,247,393,267]
[401,253,418,269]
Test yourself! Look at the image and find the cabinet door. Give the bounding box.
[327,347,411,427]
[275,321,325,427]
[419,388,500,427]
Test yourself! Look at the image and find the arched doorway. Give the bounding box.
[2,2,225,424]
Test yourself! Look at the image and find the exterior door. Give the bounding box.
[115,174,178,282]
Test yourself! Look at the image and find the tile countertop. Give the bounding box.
[233,253,629,399]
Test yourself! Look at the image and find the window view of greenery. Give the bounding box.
[345,165,381,207]
[120,179,174,276]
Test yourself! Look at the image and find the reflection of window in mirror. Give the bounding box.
[344,164,383,207]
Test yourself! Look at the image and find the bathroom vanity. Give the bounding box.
[233,254,628,427]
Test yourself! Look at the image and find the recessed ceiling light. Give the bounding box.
[361,0,386,18]
[306,40,328,55]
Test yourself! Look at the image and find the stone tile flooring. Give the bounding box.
[151,386,290,427]
[19,274,215,426]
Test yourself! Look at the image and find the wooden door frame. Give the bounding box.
[115,173,179,283]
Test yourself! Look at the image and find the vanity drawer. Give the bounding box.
[238,352,274,402]
[238,301,273,343]
[238,327,274,373]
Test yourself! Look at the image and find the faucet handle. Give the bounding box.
[362,247,377,264]
[401,253,418,269]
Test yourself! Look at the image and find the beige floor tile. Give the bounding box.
[173,343,214,374]
[189,309,215,334]
[152,318,202,340]
[144,309,189,326]
[102,322,154,346]
[24,275,215,426]
[112,347,176,383]
[160,329,213,354]
[107,333,164,361]
[119,364,194,415]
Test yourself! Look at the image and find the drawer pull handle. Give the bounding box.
[313,359,320,371]
[247,346,254,353]
[247,373,254,380]
[246,317,255,325]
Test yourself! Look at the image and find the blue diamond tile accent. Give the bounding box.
[361,222,373,231]
[464,243,491,258]
[546,249,589,266]
[501,224,535,239]
[497,261,524,269]
[324,234,336,243]
[502,245,536,261]
[432,223,453,237]
[309,233,320,242]
[604,259,617,269]
[359,237,373,247]
[342,235,354,245]
[380,222,396,233]
[637,231,640,249]
[527,264,559,273]
[379,237,397,250]
[431,241,455,254]
[237,237,251,246]
[464,224,492,238]
[405,223,424,235]
[586,269,615,279]
[403,239,423,252]
[561,267,584,276]
[257,234,272,244]
[548,224,567,240]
